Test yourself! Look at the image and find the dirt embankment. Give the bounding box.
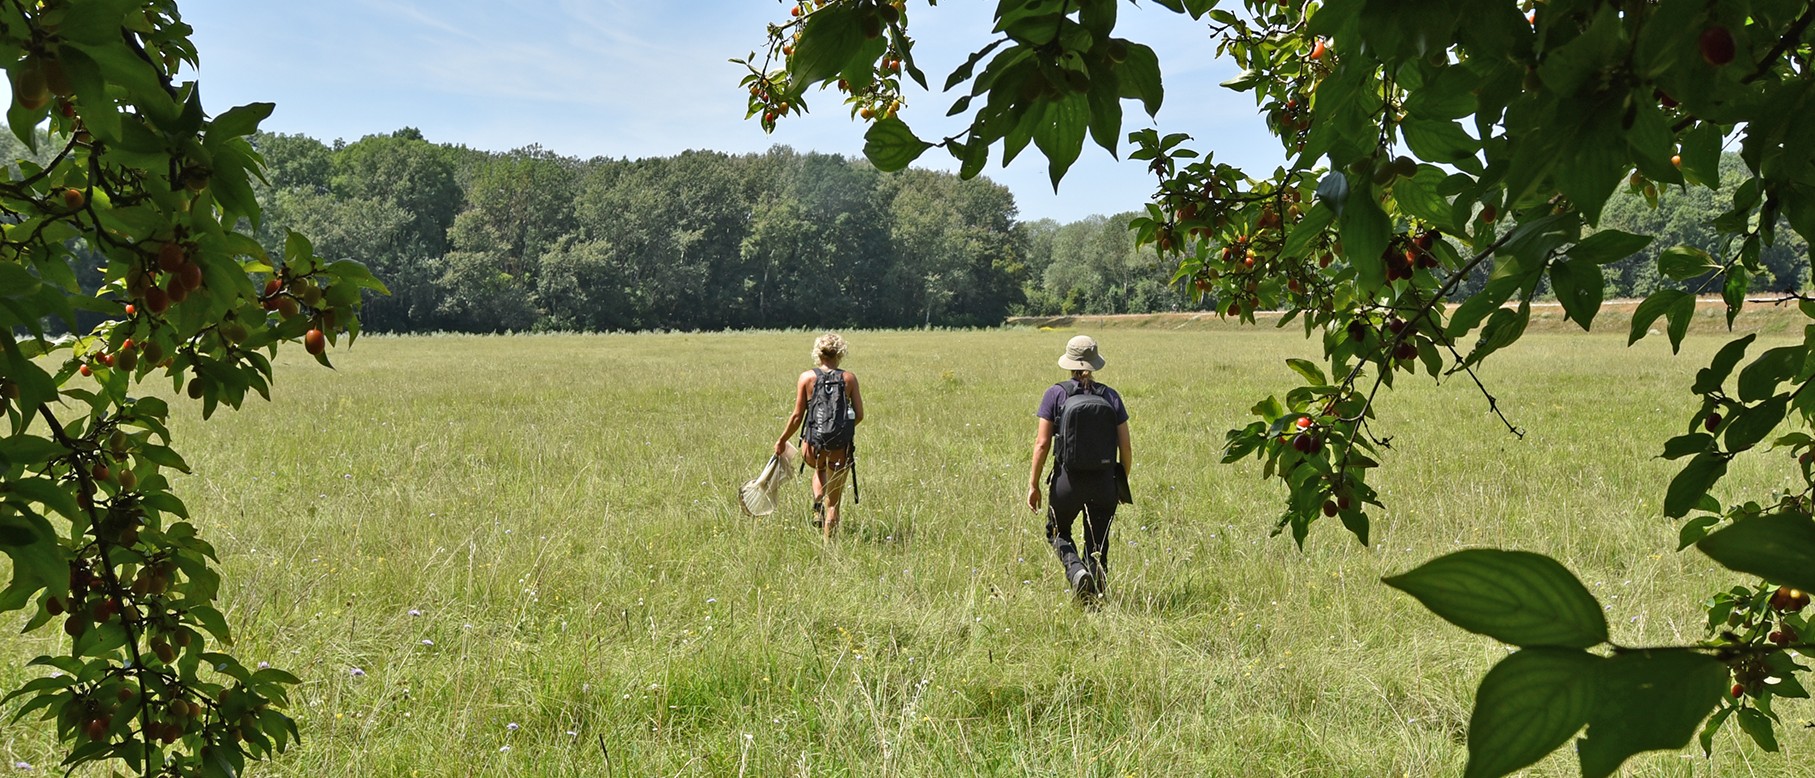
[1007,298,1811,337]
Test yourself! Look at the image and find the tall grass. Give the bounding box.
[1,327,1807,776]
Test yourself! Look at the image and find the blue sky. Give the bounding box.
[182,0,1284,223]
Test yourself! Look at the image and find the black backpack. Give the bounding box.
[803,368,855,450]
[1055,380,1118,472]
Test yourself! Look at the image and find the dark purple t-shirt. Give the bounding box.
[1036,382,1129,424]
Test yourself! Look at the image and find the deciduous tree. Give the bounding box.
[0,4,382,775]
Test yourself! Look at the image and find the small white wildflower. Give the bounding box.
[506,722,519,732]
[499,745,511,753]
[349,667,366,677]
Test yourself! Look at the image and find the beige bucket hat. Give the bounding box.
[1057,335,1106,371]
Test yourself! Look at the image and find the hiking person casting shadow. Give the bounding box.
[776,333,864,540]
[1028,335,1132,603]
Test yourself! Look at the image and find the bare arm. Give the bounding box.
[845,371,864,424]
[775,372,813,456]
[1027,417,1054,511]
[1117,421,1132,478]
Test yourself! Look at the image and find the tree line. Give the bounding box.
[243,130,1031,332]
[5,125,1800,335]
[35,128,1783,334]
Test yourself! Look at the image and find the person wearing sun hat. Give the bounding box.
[1027,334,1132,603]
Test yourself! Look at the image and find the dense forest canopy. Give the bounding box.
[28,127,1793,334]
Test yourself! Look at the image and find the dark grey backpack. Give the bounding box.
[1055,380,1117,472]
[804,368,854,450]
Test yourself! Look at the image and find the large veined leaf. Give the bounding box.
[1696,511,1815,592]
[1383,549,1608,648]
[1466,649,1601,778]
[1575,651,1726,778]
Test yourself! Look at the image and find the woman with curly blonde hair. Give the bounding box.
[776,333,864,538]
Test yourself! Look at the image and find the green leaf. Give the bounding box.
[3,476,80,522]
[202,744,241,778]
[0,434,68,466]
[1658,245,1717,281]
[1696,511,1815,593]
[208,102,275,139]
[1448,276,1520,339]
[1665,451,1728,519]
[1723,395,1787,453]
[1339,187,1391,289]
[0,511,61,603]
[792,4,867,87]
[1694,334,1756,395]
[1465,648,1600,778]
[1628,289,1695,351]
[1660,432,1713,460]
[1735,709,1779,752]
[1393,167,1458,234]
[1464,303,1531,368]
[1220,69,1262,92]
[1678,121,1722,189]
[1548,258,1603,331]
[1285,358,1326,385]
[135,444,192,473]
[188,605,234,645]
[1736,346,1802,403]
[1676,515,1720,551]
[1114,42,1162,117]
[1032,92,1088,190]
[1698,707,1733,756]
[1401,117,1477,163]
[1576,651,1727,778]
[862,117,932,172]
[323,260,391,295]
[1383,549,1609,649]
[1084,66,1122,155]
[1568,230,1652,265]
[1278,203,1335,260]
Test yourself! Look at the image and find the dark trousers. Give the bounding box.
[1046,468,1117,587]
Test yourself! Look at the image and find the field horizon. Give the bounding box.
[2,324,1809,776]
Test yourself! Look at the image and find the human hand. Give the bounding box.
[1026,485,1042,512]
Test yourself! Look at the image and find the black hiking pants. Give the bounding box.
[1046,468,1117,589]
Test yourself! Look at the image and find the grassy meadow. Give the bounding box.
[1,324,1811,776]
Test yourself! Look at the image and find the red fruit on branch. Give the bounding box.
[144,286,170,315]
[304,329,326,356]
[158,242,186,272]
[1699,26,1735,67]
[1704,412,1722,432]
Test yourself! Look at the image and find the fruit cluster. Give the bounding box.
[1722,584,1809,699]
[747,0,911,132]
